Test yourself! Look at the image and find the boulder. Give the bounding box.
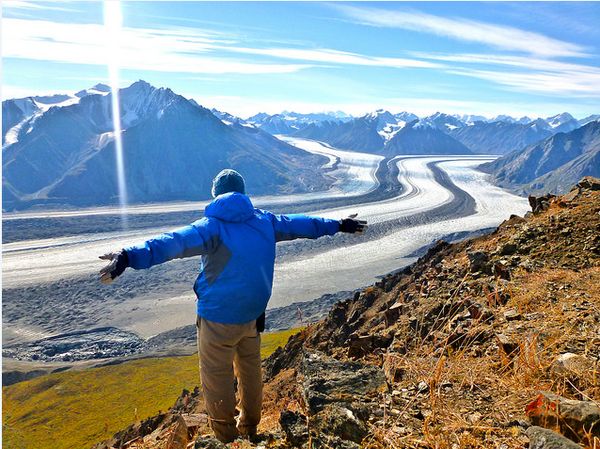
[578,176,600,191]
[166,415,189,449]
[551,353,596,378]
[526,426,582,449]
[298,351,388,444]
[313,404,368,444]
[529,194,557,214]
[300,351,388,415]
[526,391,600,445]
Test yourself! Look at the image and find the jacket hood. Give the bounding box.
[204,192,255,223]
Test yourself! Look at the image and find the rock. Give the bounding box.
[526,391,600,445]
[279,410,309,446]
[92,412,172,449]
[194,436,227,449]
[464,299,494,322]
[526,426,582,449]
[501,243,518,255]
[551,353,596,378]
[529,194,557,214]
[503,309,522,321]
[496,333,519,359]
[469,412,483,424]
[347,333,374,358]
[384,301,406,326]
[311,435,362,449]
[578,176,600,191]
[494,262,511,280]
[313,404,368,444]
[300,351,388,415]
[167,415,189,449]
[467,251,492,275]
[383,352,405,384]
[417,381,429,393]
[299,351,388,443]
[563,189,580,202]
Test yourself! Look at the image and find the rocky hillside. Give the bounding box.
[94,178,600,449]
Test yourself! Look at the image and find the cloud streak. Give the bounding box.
[227,46,440,69]
[449,68,600,97]
[2,17,441,75]
[335,4,590,59]
[414,52,600,96]
[2,18,311,74]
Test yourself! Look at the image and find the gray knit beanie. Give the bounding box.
[211,169,246,197]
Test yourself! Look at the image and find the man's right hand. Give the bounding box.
[99,250,129,284]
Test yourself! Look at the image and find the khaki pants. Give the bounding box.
[196,316,263,443]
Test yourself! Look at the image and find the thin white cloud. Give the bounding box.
[228,46,440,69]
[335,4,589,59]
[449,68,600,97]
[2,18,311,74]
[416,52,600,74]
[2,1,79,12]
[413,52,600,96]
[3,17,440,74]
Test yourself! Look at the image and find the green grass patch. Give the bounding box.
[2,327,302,449]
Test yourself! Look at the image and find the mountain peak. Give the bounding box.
[75,83,111,99]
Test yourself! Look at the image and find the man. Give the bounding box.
[99,169,367,443]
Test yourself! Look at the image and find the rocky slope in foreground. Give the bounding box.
[94,178,600,449]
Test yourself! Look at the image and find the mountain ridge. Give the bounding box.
[2,81,332,210]
[3,81,598,210]
[479,120,600,195]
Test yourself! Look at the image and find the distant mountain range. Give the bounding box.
[3,80,599,210]
[240,108,599,195]
[479,120,600,195]
[2,81,331,210]
[247,108,595,157]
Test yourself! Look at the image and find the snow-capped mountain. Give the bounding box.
[453,114,488,125]
[363,109,406,142]
[2,98,42,146]
[246,110,352,135]
[545,112,579,134]
[418,112,466,132]
[292,110,472,156]
[382,120,471,156]
[2,81,332,210]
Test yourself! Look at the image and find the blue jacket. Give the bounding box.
[125,192,340,324]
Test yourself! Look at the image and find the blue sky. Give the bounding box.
[2,1,600,119]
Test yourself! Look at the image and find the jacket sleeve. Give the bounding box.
[265,211,340,242]
[124,218,218,269]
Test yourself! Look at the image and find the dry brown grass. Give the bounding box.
[366,262,600,448]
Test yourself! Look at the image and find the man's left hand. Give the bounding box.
[339,214,368,236]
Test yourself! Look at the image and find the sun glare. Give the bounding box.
[104,1,128,228]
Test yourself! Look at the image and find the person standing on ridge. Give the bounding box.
[99,169,368,443]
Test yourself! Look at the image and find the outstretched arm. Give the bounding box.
[266,211,368,242]
[98,218,218,284]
